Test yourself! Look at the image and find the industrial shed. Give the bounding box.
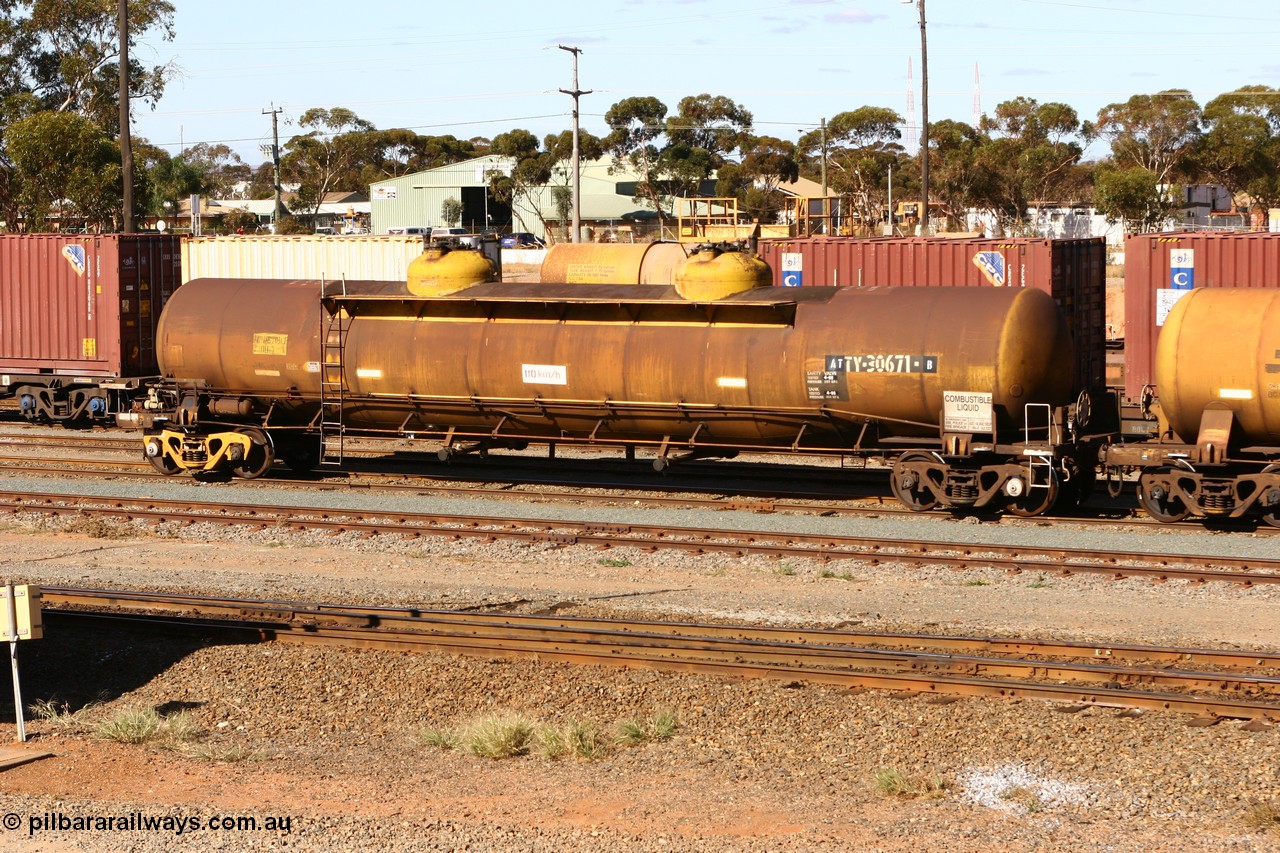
[370,157,658,241]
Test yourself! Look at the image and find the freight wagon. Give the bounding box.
[0,234,181,423]
[141,244,1102,518]
[1122,231,1280,403]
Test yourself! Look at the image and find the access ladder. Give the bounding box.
[318,283,350,466]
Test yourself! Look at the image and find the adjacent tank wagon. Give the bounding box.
[1102,288,1280,526]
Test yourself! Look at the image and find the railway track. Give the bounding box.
[4,489,1277,586]
[41,586,1280,726]
[5,426,1266,540]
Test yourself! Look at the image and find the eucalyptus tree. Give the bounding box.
[925,118,995,229]
[604,96,671,221]
[6,110,122,230]
[182,143,250,197]
[971,97,1084,232]
[1192,86,1280,219]
[4,0,175,127]
[715,135,798,224]
[793,108,904,231]
[281,108,379,215]
[487,128,555,234]
[0,0,175,227]
[1090,90,1202,186]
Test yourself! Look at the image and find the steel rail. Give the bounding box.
[6,491,1279,585]
[43,586,1280,671]
[42,588,1280,723]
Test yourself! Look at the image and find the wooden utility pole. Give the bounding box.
[118,0,134,233]
[263,105,286,229]
[558,46,591,243]
[904,0,930,235]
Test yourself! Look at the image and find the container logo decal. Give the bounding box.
[522,364,567,385]
[1170,248,1194,290]
[972,252,1006,286]
[61,245,86,276]
[943,391,992,433]
[781,253,804,287]
[251,333,289,355]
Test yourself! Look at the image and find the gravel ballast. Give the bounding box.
[0,473,1277,851]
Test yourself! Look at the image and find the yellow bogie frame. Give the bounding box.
[143,429,254,475]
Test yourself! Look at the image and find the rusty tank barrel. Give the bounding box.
[1155,288,1280,444]
[157,280,1073,442]
[539,242,688,284]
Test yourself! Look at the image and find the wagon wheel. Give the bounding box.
[890,452,941,512]
[1007,467,1059,517]
[143,436,180,475]
[232,427,275,479]
[1136,465,1190,523]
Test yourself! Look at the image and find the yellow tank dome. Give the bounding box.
[406,244,497,296]
[673,243,772,301]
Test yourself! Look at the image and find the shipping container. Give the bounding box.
[757,236,1107,395]
[0,233,181,379]
[1123,231,1280,402]
[181,234,428,284]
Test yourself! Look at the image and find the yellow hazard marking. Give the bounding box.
[252,333,289,355]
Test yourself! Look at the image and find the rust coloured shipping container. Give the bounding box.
[756,236,1107,397]
[1123,231,1280,403]
[0,233,182,421]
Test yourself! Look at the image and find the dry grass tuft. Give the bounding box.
[872,767,949,799]
[1244,802,1280,833]
[616,708,678,746]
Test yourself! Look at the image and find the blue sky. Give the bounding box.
[129,0,1280,166]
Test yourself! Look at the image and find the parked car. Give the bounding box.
[501,232,546,249]
[430,227,469,239]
